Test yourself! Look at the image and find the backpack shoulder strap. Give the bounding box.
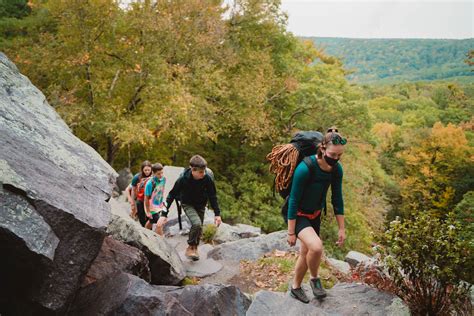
[302,156,317,183]
[332,162,341,177]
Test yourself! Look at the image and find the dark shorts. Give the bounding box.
[148,212,161,224]
[136,200,147,227]
[294,215,321,237]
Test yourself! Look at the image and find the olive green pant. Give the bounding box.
[183,204,205,246]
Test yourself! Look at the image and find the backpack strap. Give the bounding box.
[302,156,317,184]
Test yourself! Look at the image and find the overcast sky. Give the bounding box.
[122,0,473,39]
[280,0,473,39]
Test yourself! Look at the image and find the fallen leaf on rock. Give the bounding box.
[274,250,286,257]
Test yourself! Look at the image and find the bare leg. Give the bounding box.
[155,224,163,236]
[292,242,308,289]
[145,220,152,230]
[297,227,323,279]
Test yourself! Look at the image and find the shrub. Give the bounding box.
[201,224,217,244]
[377,212,472,315]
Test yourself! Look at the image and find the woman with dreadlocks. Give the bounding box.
[287,127,347,303]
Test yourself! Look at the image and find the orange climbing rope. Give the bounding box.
[266,143,299,192]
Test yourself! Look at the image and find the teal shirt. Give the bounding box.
[145,176,166,213]
[287,155,344,220]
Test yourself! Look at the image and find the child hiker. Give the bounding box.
[157,155,222,261]
[131,160,153,227]
[144,163,166,235]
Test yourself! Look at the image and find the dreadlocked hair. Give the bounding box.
[266,143,299,192]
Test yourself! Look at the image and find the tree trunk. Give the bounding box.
[106,137,119,165]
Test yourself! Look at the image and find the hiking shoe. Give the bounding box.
[290,287,310,304]
[191,245,200,261]
[185,245,199,261]
[310,278,327,299]
[185,246,195,260]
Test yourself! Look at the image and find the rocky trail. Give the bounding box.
[109,167,409,315]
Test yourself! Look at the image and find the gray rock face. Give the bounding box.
[327,257,352,275]
[0,53,116,313]
[71,272,191,315]
[213,223,261,244]
[247,282,409,316]
[175,283,251,316]
[179,244,223,278]
[163,166,184,220]
[156,283,251,316]
[107,205,186,285]
[83,236,151,286]
[208,230,299,261]
[116,168,133,192]
[345,251,373,268]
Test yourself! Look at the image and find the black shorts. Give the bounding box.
[294,215,321,237]
[148,212,160,224]
[136,200,147,227]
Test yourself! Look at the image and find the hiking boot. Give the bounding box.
[185,245,199,261]
[290,286,310,304]
[185,246,195,260]
[310,277,327,299]
[190,245,200,261]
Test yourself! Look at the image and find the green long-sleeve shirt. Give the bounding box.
[287,155,344,220]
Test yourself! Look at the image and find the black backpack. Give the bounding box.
[266,131,339,219]
[279,131,324,198]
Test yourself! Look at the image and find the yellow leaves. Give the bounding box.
[397,122,472,215]
[13,54,32,65]
[430,122,468,150]
[69,53,90,66]
[432,187,455,209]
[284,77,298,92]
[372,122,398,150]
[134,64,142,73]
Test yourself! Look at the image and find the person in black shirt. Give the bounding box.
[157,155,222,260]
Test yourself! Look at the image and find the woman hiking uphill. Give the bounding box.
[131,160,153,227]
[287,127,347,303]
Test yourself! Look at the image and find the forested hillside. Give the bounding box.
[309,37,474,83]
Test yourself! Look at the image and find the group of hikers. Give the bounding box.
[126,155,219,260]
[125,128,347,303]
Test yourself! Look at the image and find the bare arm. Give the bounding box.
[335,215,345,246]
[131,186,137,200]
[126,186,134,204]
[144,196,151,217]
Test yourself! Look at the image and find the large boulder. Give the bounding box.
[156,283,251,315]
[327,257,352,275]
[208,230,299,261]
[116,168,133,192]
[345,250,373,268]
[0,53,116,314]
[163,166,184,220]
[82,236,151,286]
[71,272,191,315]
[247,282,409,316]
[107,204,186,285]
[213,223,261,244]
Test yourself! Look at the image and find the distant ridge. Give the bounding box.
[305,37,473,84]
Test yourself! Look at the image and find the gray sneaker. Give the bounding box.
[310,278,327,299]
[290,287,310,304]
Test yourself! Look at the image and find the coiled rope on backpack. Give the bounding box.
[266,143,299,192]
